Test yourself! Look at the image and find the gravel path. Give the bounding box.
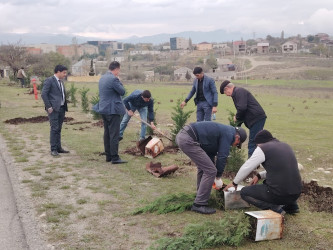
[0,134,47,250]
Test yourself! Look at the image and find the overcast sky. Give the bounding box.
[0,0,332,39]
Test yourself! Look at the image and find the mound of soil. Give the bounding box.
[4,116,73,124]
[301,180,333,213]
[92,120,103,127]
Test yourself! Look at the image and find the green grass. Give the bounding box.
[0,79,332,249]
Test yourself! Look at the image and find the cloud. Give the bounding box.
[0,0,332,40]
[307,8,333,33]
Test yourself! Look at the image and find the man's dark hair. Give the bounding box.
[142,90,151,98]
[193,67,203,75]
[54,65,68,73]
[109,61,120,71]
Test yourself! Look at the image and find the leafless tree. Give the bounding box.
[0,40,27,77]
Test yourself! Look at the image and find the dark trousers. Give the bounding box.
[248,118,266,157]
[102,114,121,161]
[176,129,217,205]
[18,78,25,87]
[196,101,212,122]
[48,106,65,151]
[240,184,300,213]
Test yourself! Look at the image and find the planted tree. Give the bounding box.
[90,92,101,120]
[69,83,78,107]
[224,110,246,173]
[80,87,90,113]
[170,98,194,145]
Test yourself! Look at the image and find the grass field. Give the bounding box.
[0,78,332,249]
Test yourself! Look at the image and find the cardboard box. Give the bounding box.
[245,210,284,241]
[145,137,164,158]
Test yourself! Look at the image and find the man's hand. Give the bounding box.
[180,101,186,109]
[233,115,237,122]
[250,175,259,185]
[127,110,134,116]
[212,106,217,113]
[223,182,236,191]
[150,122,156,130]
[214,178,223,189]
[47,107,53,114]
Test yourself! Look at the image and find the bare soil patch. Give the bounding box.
[4,116,74,124]
[301,180,333,213]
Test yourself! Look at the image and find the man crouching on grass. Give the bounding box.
[224,130,302,215]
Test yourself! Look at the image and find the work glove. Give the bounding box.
[214,178,223,189]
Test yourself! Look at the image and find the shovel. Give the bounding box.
[132,115,173,141]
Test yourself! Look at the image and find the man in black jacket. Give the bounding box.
[224,130,302,215]
[220,80,266,157]
[176,122,247,214]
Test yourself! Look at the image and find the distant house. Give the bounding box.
[257,43,269,54]
[315,33,330,43]
[212,43,228,49]
[0,65,10,78]
[78,44,99,55]
[170,37,190,50]
[233,41,246,54]
[216,58,233,72]
[282,41,297,53]
[196,42,213,51]
[174,67,193,81]
[71,59,91,76]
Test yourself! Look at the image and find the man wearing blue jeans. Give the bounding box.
[220,80,266,158]
[119,90,156,141]
[180,67,218,121]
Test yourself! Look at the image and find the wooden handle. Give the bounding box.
[132,115,173,141]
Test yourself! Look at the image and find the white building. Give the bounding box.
[170,37,190,50]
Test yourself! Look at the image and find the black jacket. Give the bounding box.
[232,87,266,128]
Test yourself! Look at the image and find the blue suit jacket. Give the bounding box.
[41,76,68,112]
[93,71,126,115]
[185,75,218,107]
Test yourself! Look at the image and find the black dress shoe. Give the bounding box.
[51,150,59,156]
[58,148,69,153]
[111,158,127,164]
[191,205,216,214]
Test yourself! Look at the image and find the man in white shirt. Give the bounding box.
[223,130,302,215]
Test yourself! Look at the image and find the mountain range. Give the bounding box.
[0,29,276,46]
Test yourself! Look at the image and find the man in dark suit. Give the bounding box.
[41,65,69,156]
[180,67,218,121]
[93,61,127,164]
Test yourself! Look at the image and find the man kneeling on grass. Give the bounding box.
[224,130,302,215]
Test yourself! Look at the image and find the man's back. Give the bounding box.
[97,72,126,115]
[260,139,302,196]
